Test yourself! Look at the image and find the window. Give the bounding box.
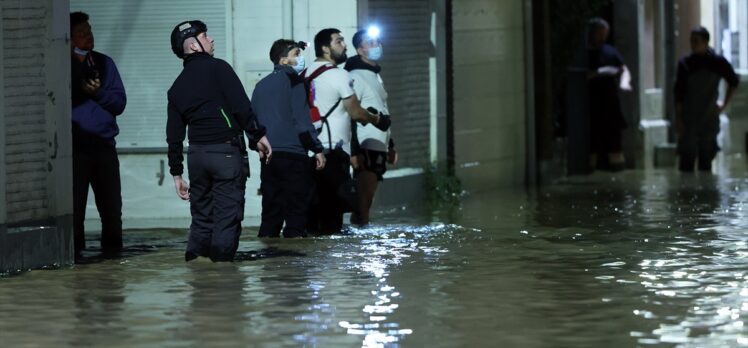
[716,0,748,73]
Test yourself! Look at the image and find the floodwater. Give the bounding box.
[1,158,747,347]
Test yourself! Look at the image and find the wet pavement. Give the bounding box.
[1,156,747,347]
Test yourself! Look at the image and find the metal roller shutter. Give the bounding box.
[367,0,432,168]
[3,1,50,224]
[69,0,228,148]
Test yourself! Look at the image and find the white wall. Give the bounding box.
[452,0,527,190]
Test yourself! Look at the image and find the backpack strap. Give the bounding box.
[306,64,338,81]
[305,65,344,150]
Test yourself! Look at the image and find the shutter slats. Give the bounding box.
[71,0,228,148]
[369,0,432,168]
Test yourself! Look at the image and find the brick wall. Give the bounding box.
[0,0,73,273]
[2,0,50,224]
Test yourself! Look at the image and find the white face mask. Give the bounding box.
[292,55,306,74]
[73,47,90,56]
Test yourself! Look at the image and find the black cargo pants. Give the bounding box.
[258,152,314,238]
[186,141,248,261]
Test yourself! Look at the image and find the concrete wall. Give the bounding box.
[452,0,527,190]
[0,0,73,273]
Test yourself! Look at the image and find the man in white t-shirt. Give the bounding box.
[304,28,391,234]
[345,28,398,226]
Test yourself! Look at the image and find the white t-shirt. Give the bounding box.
[304,61,355,154]
[349,68,390,152]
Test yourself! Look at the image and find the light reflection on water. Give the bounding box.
[0,161,746,347]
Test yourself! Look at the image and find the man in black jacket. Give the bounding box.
[252,39,326,238]
[166,20,271,262]
[675,27,739,172]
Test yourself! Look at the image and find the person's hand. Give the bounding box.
[256,136,272,164]
[173,175,189,200]
[374,114,391,131]
[387,148,398,165]
[82,78,101,96]
[315,153,326,171]
[716,100,726,116]
[350,154,361,170]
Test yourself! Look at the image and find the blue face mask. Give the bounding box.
[367,46,383,61]
[292,56,306,74]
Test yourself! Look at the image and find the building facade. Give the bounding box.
[1,0,532,272]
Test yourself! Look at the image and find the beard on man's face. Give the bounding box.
[332,49,347,64]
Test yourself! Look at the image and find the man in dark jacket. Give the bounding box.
[675,27,739,172]
[70,12,127,257]
[252,39,326,238]
[587,17,632,171]
[167,20,271,262]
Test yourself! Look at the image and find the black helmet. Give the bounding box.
[170,20,207,58]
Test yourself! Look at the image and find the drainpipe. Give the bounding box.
[445,0,455,176]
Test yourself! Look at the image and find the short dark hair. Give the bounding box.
[352,29,367,49]
[314,28,341,58]
[70,11,89,32]
[691,26,710,43]
[588,17,609,32]
[270,39,298,65]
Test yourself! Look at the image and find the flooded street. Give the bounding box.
[1,159,747,347]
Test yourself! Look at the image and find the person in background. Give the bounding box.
[587,17,632,172]
[674,26,739,172]
[70,11,127,258]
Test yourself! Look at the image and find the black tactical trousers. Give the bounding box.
[307,149,351,235]
[186,142,248,261]
[258,152,314,238]
[73,144,123,254]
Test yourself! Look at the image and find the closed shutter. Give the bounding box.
[3,1,50,224]
[367,0,432,168]
[70,0,228,148]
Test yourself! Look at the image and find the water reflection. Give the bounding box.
[184,263,248,346]
[70,267,127,347]
[0,161,746,347]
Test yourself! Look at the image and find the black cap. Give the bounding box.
[170,20,207,58]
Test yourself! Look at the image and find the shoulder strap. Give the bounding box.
[305,64,338,82]
[305,64,344,150]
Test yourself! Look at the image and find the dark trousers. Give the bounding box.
[186,143,248,262]
[258,152,314,238]
[679,126,719,172]
[307,149,351,235]
[73,145,123,254]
